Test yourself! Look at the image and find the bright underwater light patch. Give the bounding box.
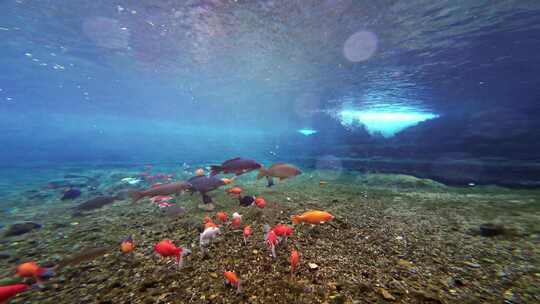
[340,110,439,137]
[298,128,318,136]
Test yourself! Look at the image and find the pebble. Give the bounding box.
[398,259,412,268]
[464,261,481,268]
[209,272,218,279]
[198,204,215,211]
[252,250,258,254]
[70,222,79,226]
[479,223,505,237]
[379,288,396,301]
[3,222,42,237]
[308,263,319,270]
[503,289,514,301]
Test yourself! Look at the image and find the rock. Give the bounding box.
[398,259,412,268]
[210,272,218,279]
[61,188,82,200]
[329,294,345,304]
[308,263,319,271]
[503,289,514,302]
[379,288,396,301]
[51,222,68,229]
[198,203,215,211]
[479,223,505,237]
[0,251,10,259]
[464,261,481,268]
[4,222,42,237]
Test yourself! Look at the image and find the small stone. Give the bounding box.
[503,289,514,301]
[70,222,79,226]
[198,203,215,211]
[329,294,346,304]
[464,261,481,268]
[0,252,10,259]
[308,263,318,270]
[481,258,495,263]
[379,288,396,301]
[397,259,412,268]
[210,272,218,279]
[252,249,258,254]
[479,223,505,237]
[3,222,42,237]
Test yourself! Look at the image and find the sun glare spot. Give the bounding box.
[298,129,318,136]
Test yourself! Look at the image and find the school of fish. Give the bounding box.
[0,157,334,302]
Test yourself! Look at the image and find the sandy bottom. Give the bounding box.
[0,166,539,303]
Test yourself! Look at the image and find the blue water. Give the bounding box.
[1,1,539,168]
[1,1,540,303]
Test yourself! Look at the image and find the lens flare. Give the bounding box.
[343,31,378,62]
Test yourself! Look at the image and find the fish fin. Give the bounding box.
[266,177,274,187]
[256,166,267,180]
[237,281,242,293]
[202,193,212,204]
[223,157,242,164]
[291,215,301,224]
[128,190,143,203]
[210,165,222,176]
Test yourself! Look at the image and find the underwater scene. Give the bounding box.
[1,1,540,303]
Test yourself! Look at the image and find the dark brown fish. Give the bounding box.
[128,181,192,203]
[257,163,302,187]
[187,176,232,204]
[210,157,261,176]
[56,247,110,269]
[74,196,118,211]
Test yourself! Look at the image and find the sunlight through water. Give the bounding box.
[339,110,439,137]
[298,128,318,136]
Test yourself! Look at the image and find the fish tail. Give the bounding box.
[202,193,212,204]
[237,281,242,293]
[128,190,143,203]
[256,166,267,180]
[266,177,274,187]
[210,165,222,176]
[291,215,301,224]
[38,267,55,279]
